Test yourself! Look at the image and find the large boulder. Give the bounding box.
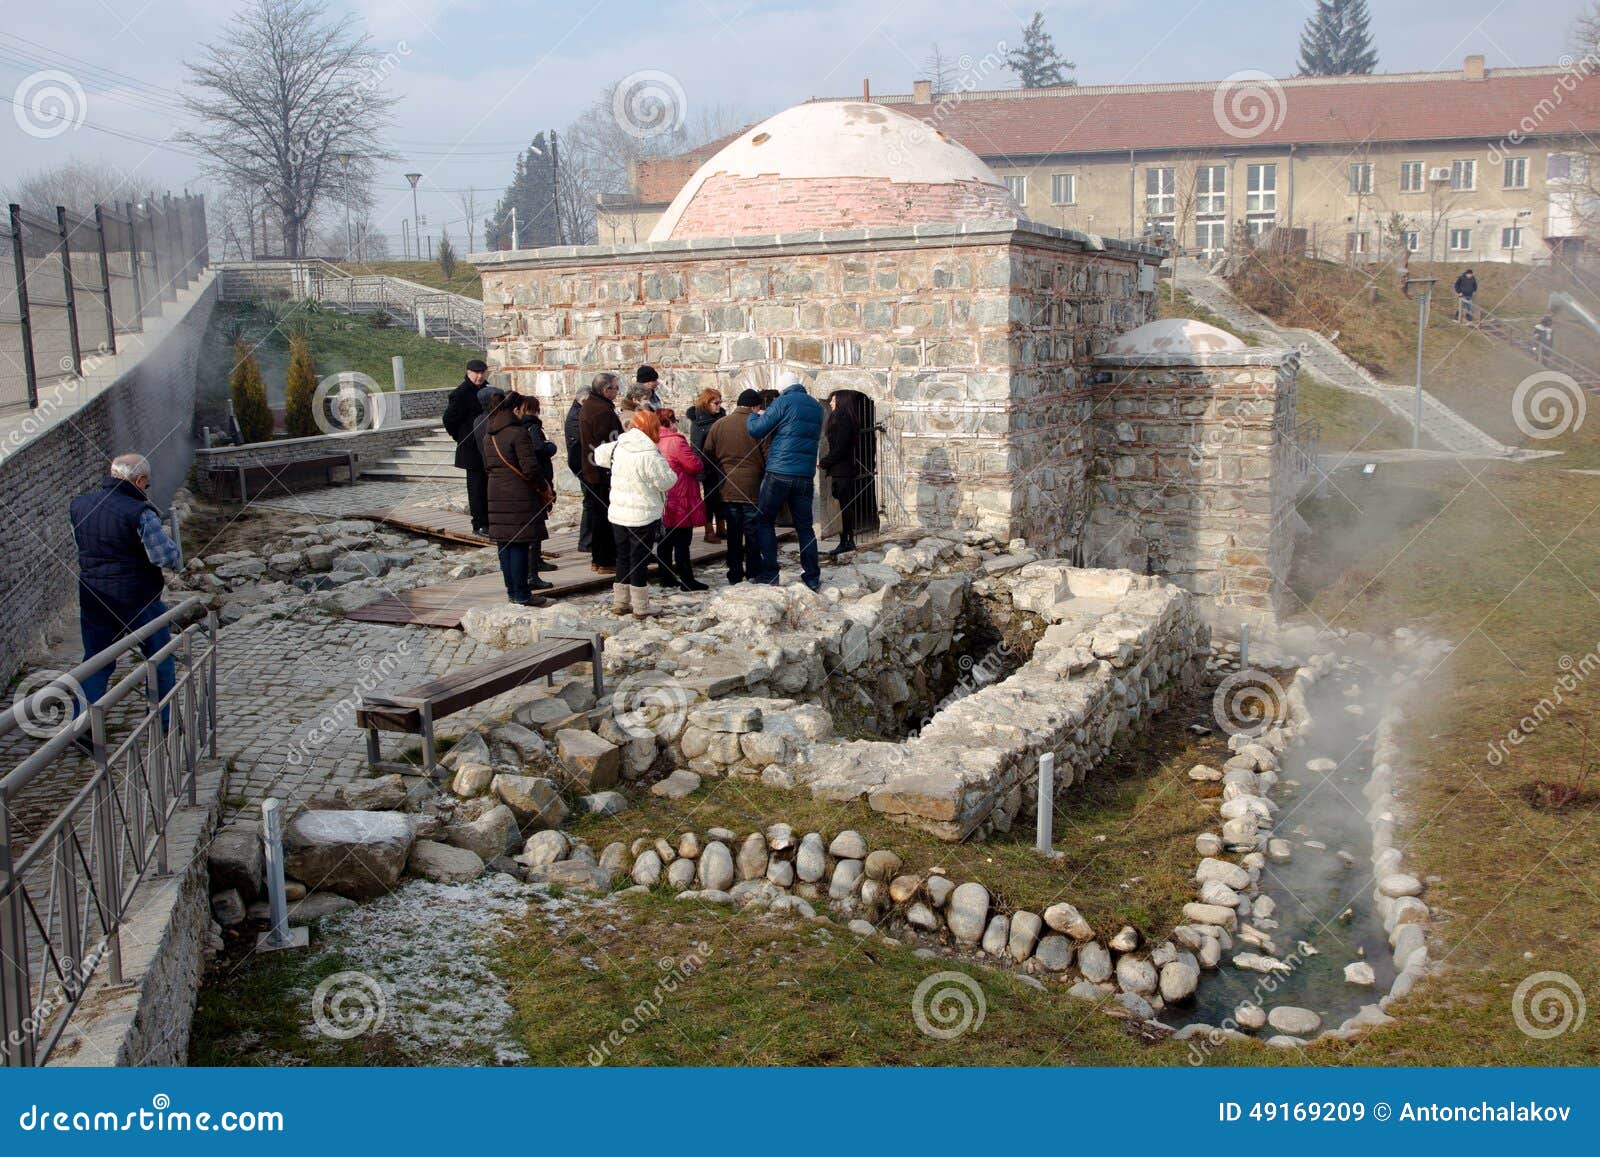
[493,774,569,829]
[284,810,414,900]
[555,729,621,791]
[408,840,485,884]
[447,804,518,862]
[946,882,990,944]
[208,829,264,899]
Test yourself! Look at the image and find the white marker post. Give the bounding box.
[257,798,308,952]
[1036,752,1062,857]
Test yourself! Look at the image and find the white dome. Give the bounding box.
[649,101,1022,242]
[1103,318,1247,357]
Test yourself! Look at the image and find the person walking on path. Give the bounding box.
[442,358,492,534]
[593,410,678,617]
[1533,313,1555,365]
[1454,268,1479,323]
[483,395,555,606]
[686,388,726,544]
[702,389,768,586]
[820,391,870,560]
[69,454,182,738]
[746,370,824,590]
[578,372,623,573]
[654,409,709,591]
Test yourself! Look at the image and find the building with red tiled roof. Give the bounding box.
[597,56,1600,264]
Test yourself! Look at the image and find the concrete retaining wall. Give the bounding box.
[191,419,438,498]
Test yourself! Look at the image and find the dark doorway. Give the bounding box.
[835,389,879,535]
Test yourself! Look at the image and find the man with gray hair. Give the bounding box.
[68,454,181,731]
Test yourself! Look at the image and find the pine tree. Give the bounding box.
[229,340,274,444]
[283,334,319,438]
[1297,0,1379,76]
[485,135,560,251]
[1006,11,1075,89]
[437,229,457,279]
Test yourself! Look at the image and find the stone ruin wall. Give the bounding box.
[474,223,1155,553]
[1085,352,1299,624]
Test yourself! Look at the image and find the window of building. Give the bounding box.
[1403,230,1420,252]
[1451,159,1476,190]
[1246,218,1275,241]
[1449,227,1472,251]
[1503,157,1528,189]
[1245,164,1277,212]
[1502,225,1524,249]
[1003,175,1026,203]
[1548,152,1573,182]
[1400,161,1425,193]
[1196,165,1227,215]
[1195,220,1226,256]
[1051,173,1076,205]
[1348,163,1373,195]
[1347,231,1369,255]
[1146,167,1175,216]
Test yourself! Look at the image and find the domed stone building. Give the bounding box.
[472,101,1301,625]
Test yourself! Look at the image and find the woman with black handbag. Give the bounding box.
[484,393,557,606]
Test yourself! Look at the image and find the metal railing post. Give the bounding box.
[93,205,116,355]
[206,610,219,758]
[144,203,162,312]
[123,202,144,326]
[56,206,83,377]
[144,659,169,876]
[9,204,39,408]
[89,704,123,987]
[0,804,37,1066]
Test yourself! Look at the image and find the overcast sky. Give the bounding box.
[0,0,1587,250]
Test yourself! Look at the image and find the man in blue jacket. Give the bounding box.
[746,370,824,590]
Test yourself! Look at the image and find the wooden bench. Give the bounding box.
[355,631,604,776]
[210,451,358,503]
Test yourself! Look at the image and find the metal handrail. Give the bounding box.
[0,597,206,748]
[0,608,220,1065]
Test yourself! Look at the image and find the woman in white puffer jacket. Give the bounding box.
[592,410,679,617]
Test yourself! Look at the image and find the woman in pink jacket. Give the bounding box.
[654,409,709,591]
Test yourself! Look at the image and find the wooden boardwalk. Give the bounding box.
[347,525,738,628]
[356,505,491,546]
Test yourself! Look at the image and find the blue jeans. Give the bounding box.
[723,501,758,584]
[755,472,819,589]
[496,542,531,601]
[78,598,176,726]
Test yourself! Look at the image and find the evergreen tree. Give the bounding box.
[437,229,457,279]
[283,334,319,437]
[1297,0,1379,76]
[1006,11,1075,89]
[484,135,560,251]
[229,340,274,444]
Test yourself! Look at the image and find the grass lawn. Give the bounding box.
[336,260,483,300]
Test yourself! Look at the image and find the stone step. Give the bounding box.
[362,462,469,482]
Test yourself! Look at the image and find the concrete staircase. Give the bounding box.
[362,428,467,482]
[1171,264,1522,457]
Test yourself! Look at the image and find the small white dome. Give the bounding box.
[649,101,1022,242]
[1103,318,1247,357]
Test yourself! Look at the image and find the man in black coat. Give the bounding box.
[564,381,592,551]
[1453,268,1478,322]
[443,359,492,534]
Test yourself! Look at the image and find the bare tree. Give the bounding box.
[180,0,396,257]
[924,44,960,97]
[4,159,143,215]
[455,188,478,252]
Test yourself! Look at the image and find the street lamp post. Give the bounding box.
[1405,277,1437,450]
[338,152,353,262]
[404,172,422,261]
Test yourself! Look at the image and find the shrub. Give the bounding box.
[369,308,393,329]
[438,230,457,280]
[229,340,274,444]
[283,333,320,437]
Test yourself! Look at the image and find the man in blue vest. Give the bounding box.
[746,370,824,591]
[69,454,182,730]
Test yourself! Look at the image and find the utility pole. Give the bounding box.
[1405,277,1437,450]
[339,152,353,262]
[405,171,422,262]
[510,206,518,250]
[551,129,563,245]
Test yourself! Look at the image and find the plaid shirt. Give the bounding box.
[137,509,182,569]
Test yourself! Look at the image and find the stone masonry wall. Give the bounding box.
[473,221,1157,552]
[1084,351,1298,622]
[0,278,217,687]
[191,420,438,498]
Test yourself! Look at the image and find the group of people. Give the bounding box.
[446,358,876,617]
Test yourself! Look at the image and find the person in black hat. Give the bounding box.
[634,364,662,411]
[443,359,492,534]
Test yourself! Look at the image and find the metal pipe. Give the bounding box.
[56,206,83,376]
[10,204,40,407]
[1035,752,1056,855]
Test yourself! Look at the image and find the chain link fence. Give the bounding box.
[1,194,208,413]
